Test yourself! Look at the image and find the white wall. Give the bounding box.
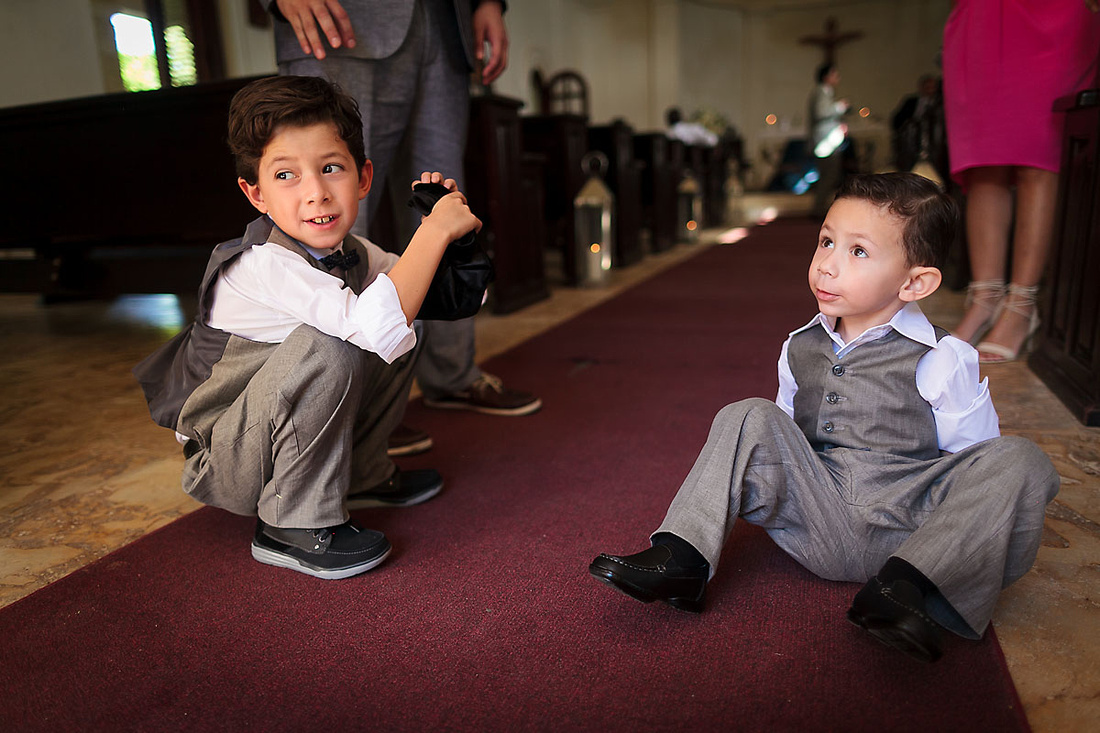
[217,0,277,79]
[0,0,105,107]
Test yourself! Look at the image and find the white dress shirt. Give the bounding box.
[207,231,415,364]
[776,302,1000,453]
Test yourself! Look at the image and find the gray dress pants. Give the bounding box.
[655,398,1060,637]
[181,326,417,529]
[281,0,479,399]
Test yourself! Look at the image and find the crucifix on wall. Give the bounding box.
[799,17,864,65]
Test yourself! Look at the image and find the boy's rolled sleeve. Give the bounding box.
[917,336,1000,453]
[352,273,416,363]
[209,244,416,362]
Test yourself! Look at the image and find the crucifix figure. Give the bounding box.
[799,17,864,65]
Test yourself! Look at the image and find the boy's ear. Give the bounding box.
[238,177,268,214]
[358,160,373,201]
[899,265,942,302]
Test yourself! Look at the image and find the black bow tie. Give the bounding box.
[319,249,360,270]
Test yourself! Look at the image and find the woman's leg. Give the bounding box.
[977,166,1058,359]
[952,166,1013,343]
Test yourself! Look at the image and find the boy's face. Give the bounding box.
[809,197,926,339]
[238,121,371,251]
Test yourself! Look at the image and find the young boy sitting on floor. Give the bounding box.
[589,172,1059,663]
[134,75,480,580]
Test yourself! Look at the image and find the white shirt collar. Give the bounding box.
[789,302,938,356]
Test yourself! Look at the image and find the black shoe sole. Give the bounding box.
[846,608,943,663]
[251,541,391,580]
[588,562,704,614]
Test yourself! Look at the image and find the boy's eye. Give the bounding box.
[322,163,344,174]
[275,170,297,181]
[852,246,868,258]
[820,238,834,249]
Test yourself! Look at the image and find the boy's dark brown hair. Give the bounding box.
[228,75,366,185]
[833,172,958,269]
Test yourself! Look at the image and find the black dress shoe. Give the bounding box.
[589,545,708,613]
[847,577,944,663]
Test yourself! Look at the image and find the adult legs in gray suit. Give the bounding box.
[279,0,539,444]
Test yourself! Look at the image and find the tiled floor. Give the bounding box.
[0,223,1096,731]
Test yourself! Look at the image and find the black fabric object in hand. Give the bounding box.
[319,249,360,270]
[407,182,494,321]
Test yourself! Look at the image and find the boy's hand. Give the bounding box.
[412,170,459,195]
[413,172,481,244]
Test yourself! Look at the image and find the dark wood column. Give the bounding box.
[521,114,589,285]
[587,119,644,267]
[1029,88,1100,426]
[465,94,550,313]
[634,133,678,253]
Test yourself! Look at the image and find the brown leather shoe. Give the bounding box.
[387,423,433,457]
[422,373,542,416]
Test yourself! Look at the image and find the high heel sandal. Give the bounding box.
[955,279,1005,345]
[976,284,1041,363]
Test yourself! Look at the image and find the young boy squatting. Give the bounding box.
[590,172,1059,663]
[135,76,480,580]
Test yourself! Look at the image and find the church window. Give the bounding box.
[109,10,197,92]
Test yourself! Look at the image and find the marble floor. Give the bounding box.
[0,223,1097,731]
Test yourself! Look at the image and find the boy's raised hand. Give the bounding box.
[412,171,481,244]
[388,172,481,323]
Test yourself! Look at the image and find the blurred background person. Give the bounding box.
[808,62,850,217]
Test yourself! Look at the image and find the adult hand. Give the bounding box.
[1086,0,1099,13]
[275,0,356,60]
[473,1,509,84]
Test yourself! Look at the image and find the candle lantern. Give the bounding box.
[677,170,703,242]
[573,151,615,285]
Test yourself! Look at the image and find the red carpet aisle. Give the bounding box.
[0,220,1029,732]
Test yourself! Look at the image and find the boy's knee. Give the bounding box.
[985,435,1060,504]
[283,326,364,377]
[715,398,784,427]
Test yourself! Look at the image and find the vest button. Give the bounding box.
[832,364,845,376]
[826,392,839,404]
[823,421,835,433]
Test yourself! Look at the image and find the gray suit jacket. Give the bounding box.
[272,0,481,70]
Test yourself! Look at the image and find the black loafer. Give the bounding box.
[847,577,944,663]
[589,545,708,613]
[347,469,444,508]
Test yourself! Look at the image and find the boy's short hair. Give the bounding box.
[816,63,835,84]
[228,75,366,185]
[833,172,958,269]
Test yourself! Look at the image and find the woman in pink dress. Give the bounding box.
[944,0,1100,361]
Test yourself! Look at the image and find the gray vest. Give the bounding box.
[787,323,946,460]
[133,216,370,435]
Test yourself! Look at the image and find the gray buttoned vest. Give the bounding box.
[133,216,370,435]
[787,323,947,460]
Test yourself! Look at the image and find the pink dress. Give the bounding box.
[943,0,1100,184]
